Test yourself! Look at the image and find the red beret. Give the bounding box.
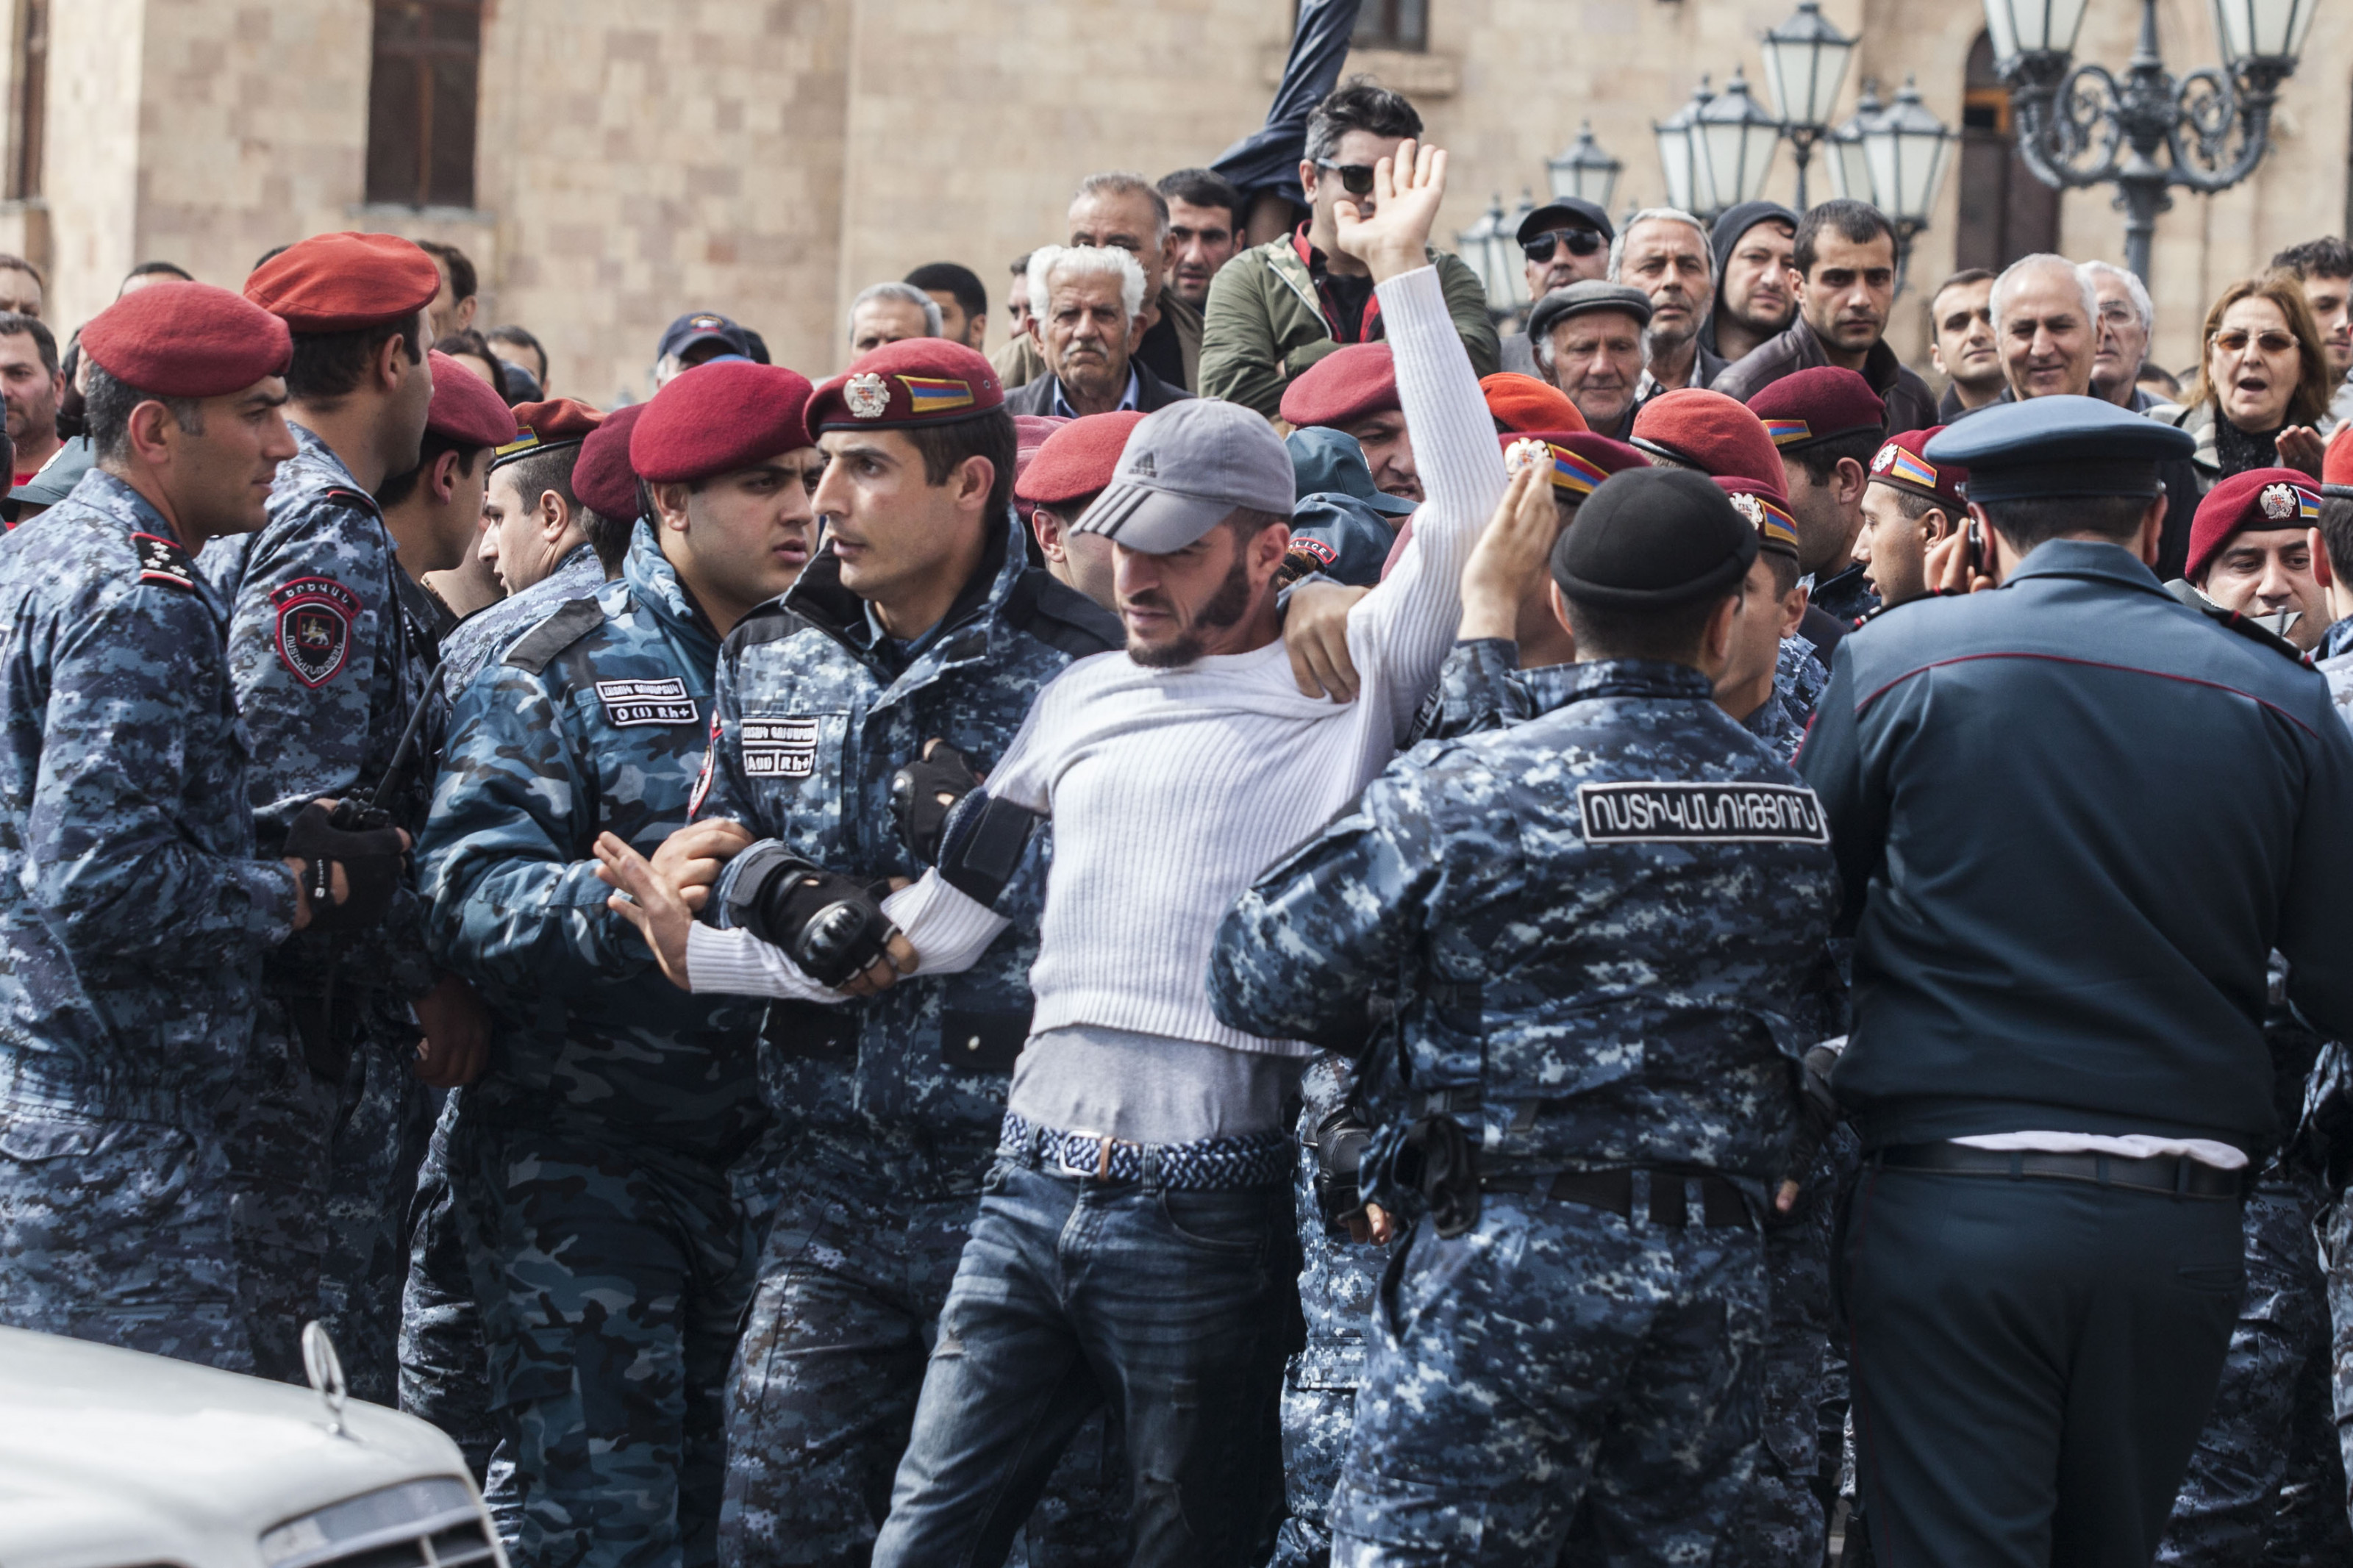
[79,281,291,398]
[2187,466,2321,583]
[1746,367,1885,450]
[2324,423,2353,497]
[1499,429,1646,499]
[807,339,1002,432]
[1867,426,1967,513]
[1715,476,1802,558]
[574,403,647,520]
[1480,373,1587,435]
[244,232,442,333]
[1279,343,1398,429]
[631,361,816,484]
[493,396,601,468]
[1020,412,1148,506]
[1629,389,1785,489]
[422,351,519,449]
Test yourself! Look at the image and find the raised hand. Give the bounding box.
[1334,138,1448,286]
[1460,454,1560,642]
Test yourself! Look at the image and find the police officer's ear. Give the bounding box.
[1700,590,1742,672]
[535,487,571,541]
[1032,505,1070,566]
[1832,456,1871,509]
[649,479,694,534]
[2310,527,2334,590]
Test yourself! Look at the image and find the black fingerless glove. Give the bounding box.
[284,801,408,931]
[890,743,984,864]
[721,843,900,989]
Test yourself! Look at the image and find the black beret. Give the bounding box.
[1550,467,1759,608]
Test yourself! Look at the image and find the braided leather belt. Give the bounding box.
[1000,1111,1293,1191]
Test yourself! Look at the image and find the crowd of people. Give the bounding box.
[4,62,2353,1568]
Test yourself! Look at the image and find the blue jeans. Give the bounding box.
[871,1154,1293,1567]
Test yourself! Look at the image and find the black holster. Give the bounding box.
[1392,1114,1481,1239]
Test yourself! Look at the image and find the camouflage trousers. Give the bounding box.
[2326,1189,2353,1544]
[721,1146,1129,1567]
[2159,1175,2349,1564]
[451,1114,751,1568]
[1271,1238,1390,1567]
[320,1023,434,1406]
[399,1090,500,1480]
[1738,1145,1842,1568]
[1331,1183,1768,1567]
[217,1004,339,1383]
[0,1102,252,1372]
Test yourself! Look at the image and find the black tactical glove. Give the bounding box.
[1305,1100,1376,1239]
[890,742,984,864]
[721,844,901,989]
[1777,1042,1844,1203]
[283,801,407,932]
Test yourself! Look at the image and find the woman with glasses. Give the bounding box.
[2163,274,2337,493]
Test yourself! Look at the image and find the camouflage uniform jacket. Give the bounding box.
[0,470,298,1120]
[418,526,763,1156]
[1415,634,1826,756]
[1212,659,1842,1197]
[693,515,1122,1188]
[437,541,606,700]
[200,422,440,1010]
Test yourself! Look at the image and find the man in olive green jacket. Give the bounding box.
[1199,80,1498,417]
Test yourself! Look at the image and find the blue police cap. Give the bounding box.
[1287,493,1399,587]
[1286,426,1415,518]
[1923,394,2193,504]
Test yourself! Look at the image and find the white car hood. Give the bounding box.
[0,1327,476,1568]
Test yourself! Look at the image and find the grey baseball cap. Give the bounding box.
[1074,398,1296,554]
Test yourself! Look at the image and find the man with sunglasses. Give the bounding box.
[1202,79,1496,418]
[1499,198,1614,376]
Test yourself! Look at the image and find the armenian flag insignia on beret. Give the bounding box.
[1717,476,1802,557]
[2260,481,2318,523]
[1763,418,1811,448]
[811,339,1004,432]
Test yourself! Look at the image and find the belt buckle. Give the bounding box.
[1055,1128,1117,1182]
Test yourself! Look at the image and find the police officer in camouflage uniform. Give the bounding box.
[207,233,493,1395]
[594,337,1125,1567]
[1212,465,1843,1566]
[0,282,407,1370]
[418,359,821,1568]
[436,398,619,700]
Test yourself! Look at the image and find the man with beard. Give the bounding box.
[1704,201,1799,368]
[1613,209,1723,398]
[0,312,63,484]
[1714,200,1935,436]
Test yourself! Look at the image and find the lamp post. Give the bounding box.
[1824,80,1885,207]
[1655,77,1718,218]
[1985,0,2318,284]
[1861,77,1958,293]
[1548,121,1624,214]
[1457,193,1526,322]
[1695,68,1785,214]
[1757,0,1857,207]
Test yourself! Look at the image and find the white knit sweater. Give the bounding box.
[689,265,1504,1053]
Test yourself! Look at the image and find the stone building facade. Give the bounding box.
[4,0,2347,399]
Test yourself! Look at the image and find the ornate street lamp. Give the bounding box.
[1457,193,1525,320]
[1824,82,1886,207]
[1548,121,1624,213]
[1758,0,1857,207]
[1655,78,1717,218]
[1861,78,1957,290]
[1985,0,2318,282]
[1695,68,1784,214]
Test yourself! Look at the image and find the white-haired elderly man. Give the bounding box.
[2082,259,2163,411]
[1612,206,1725,402]
[848,281,942,360]
[1004,245,1193,418]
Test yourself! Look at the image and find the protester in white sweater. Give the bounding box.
[598,141,1502,1566]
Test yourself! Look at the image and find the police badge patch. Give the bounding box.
[594,676,700,727]
[845,373,890,420]
[2260,482,2298,520]
[742,716,821,777]
[1871,443,1899,473]
[268,576,362,687]
[131,531,199,591]
[1729,493,1765,525]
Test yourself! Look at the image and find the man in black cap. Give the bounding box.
[1702,201,1799,366]
[650,310,754,391]
[1799,394,2353,1567]
[1528,281,1654,437]
[1212,462,1840,1563]
[1499,198,1614,376]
